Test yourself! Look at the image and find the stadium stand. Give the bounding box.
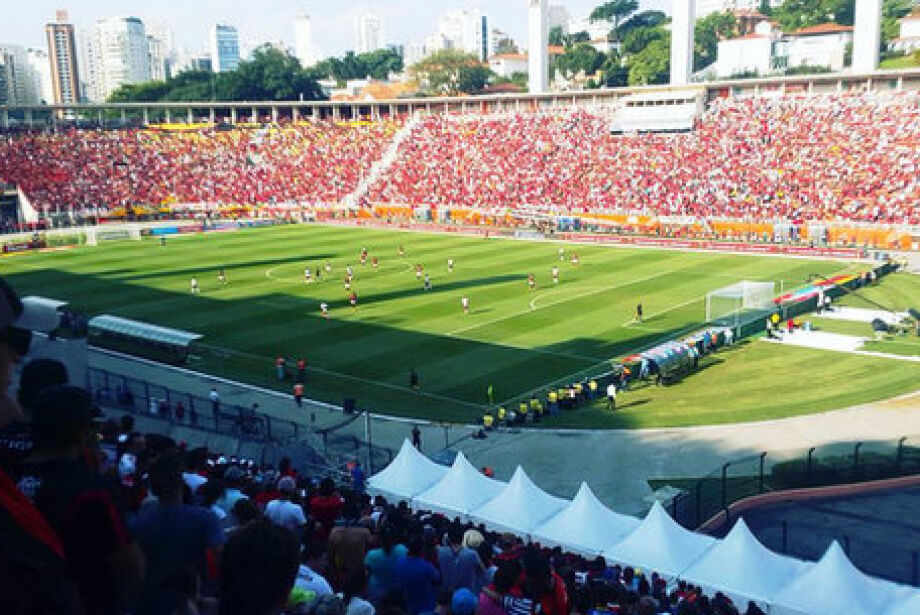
[0,120,403,213]
[0,92,918,228]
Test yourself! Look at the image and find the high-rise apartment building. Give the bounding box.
[355,13,382,54]
[88,17,151,102]
[294,13,319,67]
[45,10,81,104]
[209,24,240,72]
[0,44,38,104]
[146,23,173,81]
[438,9,491,61]
[26,48,54,103]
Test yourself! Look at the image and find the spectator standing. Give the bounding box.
[364,523,407,602]
[217,467,250,522]
[342,569,375,615]
[297,358,307,382]
[328,520,373,590]
[276,356,286,381]
[294,382,305,408]
[265,477,307,534]
[209,388,220,416]
[437,525,484,594]
[218,521,300,615]
[310,478,344,543]
[351,461,366,494]
[411,425,421,451]
[0,358,68,470]
[606,382,617,411]
[398,533,440,615]
[14,386,144,615]
[131,450,224,596]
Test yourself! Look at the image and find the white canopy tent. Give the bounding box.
[884,588,920,615]
[531,483,640,557]
[679,518,809,609]
[467,466,568,536]
[411,451,506,519]
[367,439,448,503]
[771,542,901,615]
[603,501,717,578]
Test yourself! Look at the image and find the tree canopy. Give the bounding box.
[408,50,490,96]
[312,49,404,84]
[107,46,325,103]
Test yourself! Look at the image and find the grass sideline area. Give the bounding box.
[4,223,918,428]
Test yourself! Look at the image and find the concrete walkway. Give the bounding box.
[60,340,919,518]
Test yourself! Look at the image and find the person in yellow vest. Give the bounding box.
[588,379,598,400]
[573,382,583,401]
[558,387,568,410]
[547,389,558,416]
[518,401,529,424]
[497,406,506,425]
[483,413,494,430]
[530,395,541,414]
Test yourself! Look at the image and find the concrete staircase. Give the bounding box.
[341,113,422,210]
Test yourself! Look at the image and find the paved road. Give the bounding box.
[26,339,906,517]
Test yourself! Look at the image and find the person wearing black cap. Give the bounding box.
[13,385,144,615]
[0,358,69,470]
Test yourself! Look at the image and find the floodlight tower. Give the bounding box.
[528,0,549,94]
[852,0,882,74]
[670,0,695,86]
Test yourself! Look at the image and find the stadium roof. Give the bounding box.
[88,315,203,347]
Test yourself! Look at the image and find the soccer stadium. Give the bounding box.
[4,2,920,615]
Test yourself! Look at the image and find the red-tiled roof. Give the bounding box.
[791,23,854,36]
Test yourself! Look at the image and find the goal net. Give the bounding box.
[706,281,776,327]
[84,224,142,246]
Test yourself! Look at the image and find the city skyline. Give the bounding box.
[3,0,671,63]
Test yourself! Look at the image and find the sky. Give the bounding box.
[2,0,671,59]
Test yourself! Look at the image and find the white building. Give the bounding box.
[294,13,320,68]
[89,17,151,101]
[712,21,854,78]
[210,24,240,72]
[437,9,491,61]
[172,50,212,74]
[696,0,783,18]
[0,44,38,104]
[489,53,528,78]
[786,23,853,72]
[146,25,173,81]
[26,48,53,104]
[671,1,695,85]
[891,12,920,53]
[567,15,611,41]
[355,13,382,54]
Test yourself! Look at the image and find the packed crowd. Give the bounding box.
[0,274,773,615]
[365,92,920,224]
[0,120,401,212]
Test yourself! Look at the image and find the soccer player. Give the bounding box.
[423,274,432,292]
[372,256,378,270]
[190,276,200,294]
[558,246,564,261]
[160,236,167,247]
[349,291,358,310]
[415,264,423,281]
[360,248,367,266]
[320,302,329,319]
[447,258,454,273]
[315,264,322,282]
[346,265,354,278]
[461,295,470,314]
[397,245,405,257]
[325,260,332,274]
[218,268,227,285]
[636,301,643,323]
[344,275,351,292]
[304,267,312,284]
[571,252,579,267]
[528,274,536,291]
[552,266,559,284]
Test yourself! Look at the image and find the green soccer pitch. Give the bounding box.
[4,224,920,429]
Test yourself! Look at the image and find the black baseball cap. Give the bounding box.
[31,385,104,451]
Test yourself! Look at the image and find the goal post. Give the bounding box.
[706,281,776,328]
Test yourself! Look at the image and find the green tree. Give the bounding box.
[108,80,170,103]
[759,0,774,15]
[615,10,667,39]
[554,44,606,78]
[590,0,640,40]
[409,50,489,96]
[233,46,324,100]
[771,0,855,31]
[695,11,739,71]
[598,51,629,87]
[357,49,404,80]
[628,36,671,85]
[549,26,565,46]
[621,25,666,55]
[564,31,591,46]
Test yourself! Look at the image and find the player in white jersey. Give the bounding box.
[461,296,470,314]
[304,268,312,283]
[423,274,432,292]
[218,268,227,285]
[552,266,559,284]
[190,277,200,294]
[320,302,329,319]
[447,258,454,272]
[558,246,564,261]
